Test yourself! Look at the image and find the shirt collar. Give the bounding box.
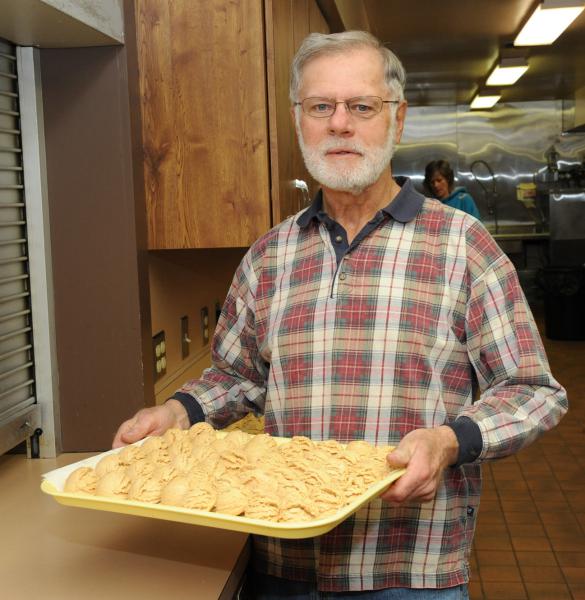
[296,176,424,228]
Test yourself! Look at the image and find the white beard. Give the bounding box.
[295,115,397,195]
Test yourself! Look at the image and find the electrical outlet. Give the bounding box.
[181,315,190,359]
[152,330,166,380]
[201,306,209,344]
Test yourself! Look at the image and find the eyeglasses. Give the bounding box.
[294,96,400,119]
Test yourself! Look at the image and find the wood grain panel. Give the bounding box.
[136,0,271,248]
[292,0,311,51]
[265,0,296,224]
[266,0,329,225]
[309,0,329,34]
[291,0,312,210]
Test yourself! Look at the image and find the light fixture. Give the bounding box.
[470,93,501,110]
[514,0,585,46]
[486,57,529,86]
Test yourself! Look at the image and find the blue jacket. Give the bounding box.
[441,186,481,219]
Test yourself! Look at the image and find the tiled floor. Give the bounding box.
[468,307,585,600]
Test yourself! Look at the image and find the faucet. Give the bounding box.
[470,160,498,234]
[292,179,311,207]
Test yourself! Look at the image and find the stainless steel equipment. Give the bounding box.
[547,189,585,266]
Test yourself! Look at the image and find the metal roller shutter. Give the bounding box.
[0,38,39,456]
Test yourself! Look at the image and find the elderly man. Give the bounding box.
[114,31,567,598]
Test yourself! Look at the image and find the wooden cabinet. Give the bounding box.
[132,0,329,249]
[135,0,271,248]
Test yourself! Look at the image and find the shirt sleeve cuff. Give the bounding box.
[446,416,483,467]
[169,392,205,426]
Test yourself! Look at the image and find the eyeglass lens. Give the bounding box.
[302,96,385,119]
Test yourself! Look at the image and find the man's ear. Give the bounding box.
[394,100,408,144]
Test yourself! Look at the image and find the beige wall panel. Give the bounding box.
[148,248,246,399]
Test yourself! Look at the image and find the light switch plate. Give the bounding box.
[152,330,166,380]
[200,307,209,344]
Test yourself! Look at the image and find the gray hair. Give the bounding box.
[289,31,406,104]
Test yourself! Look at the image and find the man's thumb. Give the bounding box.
[122,417,148,443]
[386,447,409,468]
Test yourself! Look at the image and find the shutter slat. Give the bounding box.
[0,380,35,401]
[0,309,31,324]
[0,274,29,285]
[0,397,35,425]
[0,362,33,382]
[0,292,30,304]
[0,326,32,344]
[0,344,32,362]
[0,239,26,246]
[0,258,27,267]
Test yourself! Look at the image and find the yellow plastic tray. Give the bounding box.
[41,437,405,539]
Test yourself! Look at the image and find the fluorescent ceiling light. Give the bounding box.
[486,58,529,86]
[514,1,585,46]
[470,94,501,110]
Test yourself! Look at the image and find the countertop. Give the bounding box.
[0,452,250,600]
[491,232,549,241]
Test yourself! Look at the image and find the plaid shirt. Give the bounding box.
[174,178,567,591]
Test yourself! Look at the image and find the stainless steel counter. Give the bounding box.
[492,232,549,241]
[0,453,250,600]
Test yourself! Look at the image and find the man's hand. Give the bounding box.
[380,426,459,505]
[112,400,190,448]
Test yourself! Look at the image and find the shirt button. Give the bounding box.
[339,272,346,281]
[335,235,343,243]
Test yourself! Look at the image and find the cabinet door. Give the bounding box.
[135,0,271,249]
[265,0,329,224]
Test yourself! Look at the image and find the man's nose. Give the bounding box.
[328,102,354,135]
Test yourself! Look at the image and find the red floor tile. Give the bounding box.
[514,551,557,567]
[568,583,585,599]
[523,582,571,599]
[549,537,585,552]
[476,520,509,536]
[481,581,527,599]
[561,567,585,584]
[511,537,552,552]
[518,565,565,583]
[474,536,513,551]
[501,500,538,512]
[476,550,516,566]
[504,511,541,525]
[479,565,522,582]
[555,552,585,568]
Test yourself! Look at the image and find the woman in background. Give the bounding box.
[424,159,481,218]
